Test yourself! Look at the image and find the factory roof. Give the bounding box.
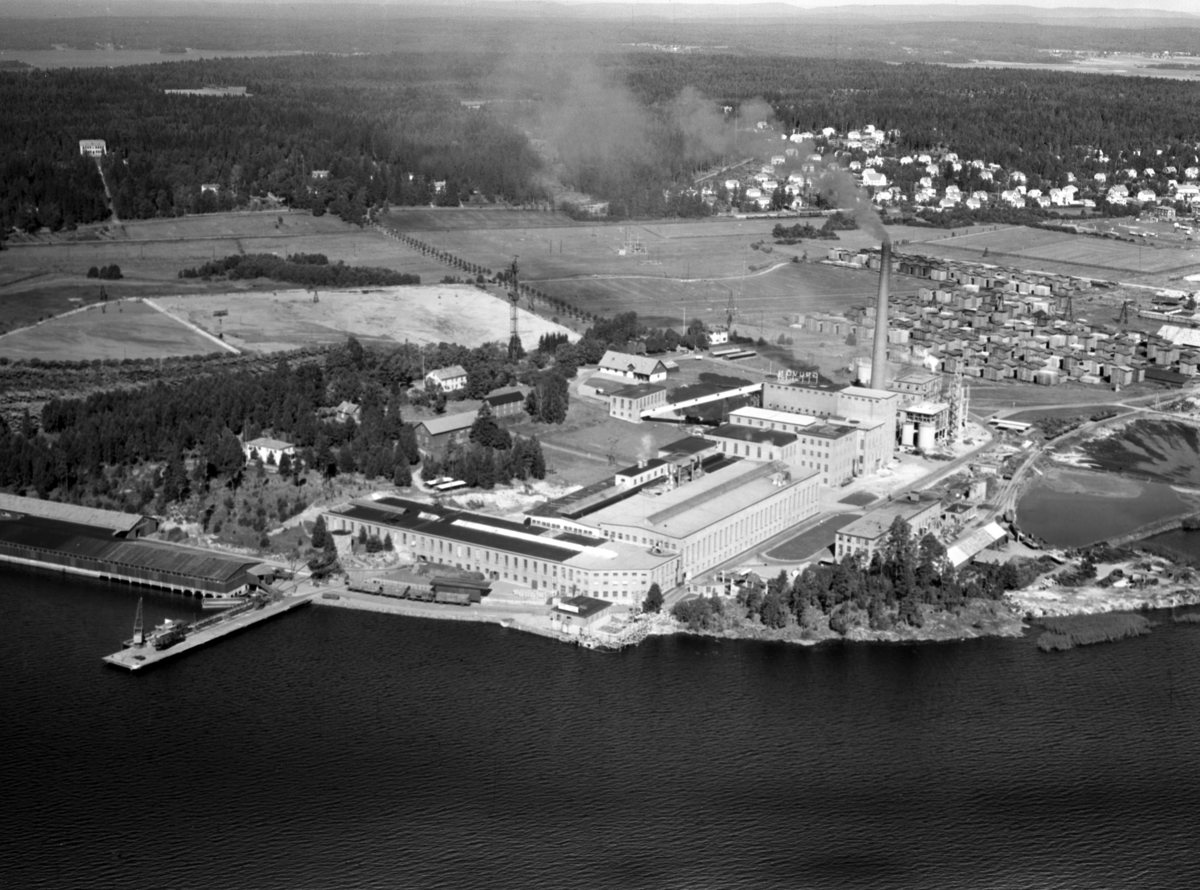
[802,423,857,441]
[0,492,148,534]
[0,512,256,583]
[330,497,670,570]
[659,436,717,457]
[615,458,668,477]
[837,500,940,543]
[586,460,817,540]
[946,522,1008,567]
[904,401,951,416]
[610,383,666,400]
[727,406,817,428]
[707,423,797,448]
[841,385,899,401]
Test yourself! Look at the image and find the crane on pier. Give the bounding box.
[131,597,145,647]
[508,256,523,360]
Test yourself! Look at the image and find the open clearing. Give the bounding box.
[154,285,575,352]
[918,225,1200,279]
[0,299,221,361]
[383,210,888,330]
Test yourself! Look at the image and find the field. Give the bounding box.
[0,211,489,337]
[915,225,1200,280]
[154,285,574,352]
[383,210,888,331]
[0,299,224,362]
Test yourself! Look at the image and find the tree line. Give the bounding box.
[673,517,1040,635]
[178,253,420,287]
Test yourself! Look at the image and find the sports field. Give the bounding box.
[154,285,575,352]
[0,300,223,362]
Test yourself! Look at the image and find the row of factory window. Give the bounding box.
[338,519,670,593]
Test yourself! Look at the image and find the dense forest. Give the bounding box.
[0,302,688,510]
[7,45,1200,232]
[0,53,545,232]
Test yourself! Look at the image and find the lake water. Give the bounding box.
[5,564,1200,889]
[1017,467,1186,547]
[1018,419,1200,548]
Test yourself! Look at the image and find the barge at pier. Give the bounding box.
[103,593,312,671]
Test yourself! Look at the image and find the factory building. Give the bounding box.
[705,423,799,463]
[530,443,821,581]
[608,383,667,423]
[705,418,857,487]
[325,496,679,602]
[834,499,942,562]
[900,401,952,450]
[759,383,898,475]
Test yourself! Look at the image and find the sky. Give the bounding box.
[559,0,1200,9]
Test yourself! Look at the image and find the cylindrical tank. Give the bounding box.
[917,423,935,453]
[901,422,916,447]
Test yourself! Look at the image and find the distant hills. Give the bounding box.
[4,0,1200,26]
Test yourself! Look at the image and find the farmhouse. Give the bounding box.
[425,365,468,393]
[598,350,669,384]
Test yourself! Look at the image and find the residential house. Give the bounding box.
[426,365,469,393]
[244,436,295,468]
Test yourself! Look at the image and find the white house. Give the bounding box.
[862,169,889,189]
[244,436,295,467]
[598,350,669,383]
[79,139,107,157]
[426,364,469,392]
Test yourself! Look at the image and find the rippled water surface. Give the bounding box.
[4,565,1200,889]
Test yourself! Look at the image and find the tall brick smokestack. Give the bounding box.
[869,238,891,391]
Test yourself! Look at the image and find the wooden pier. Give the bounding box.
[103,594,312,671]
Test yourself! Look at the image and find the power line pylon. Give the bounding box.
[508,255,523,360]
[1117,299,1132,326]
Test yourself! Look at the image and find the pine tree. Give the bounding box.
[311,514,328,550]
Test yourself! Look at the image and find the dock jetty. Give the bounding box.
[103,593,312,671]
